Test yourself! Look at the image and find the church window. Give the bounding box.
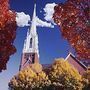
[32,54,35,63]
[30,38,32,48]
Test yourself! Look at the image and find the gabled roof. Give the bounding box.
[81,60,90,67]
[65,52,87,69]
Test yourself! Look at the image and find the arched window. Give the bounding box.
[30,38,32,48]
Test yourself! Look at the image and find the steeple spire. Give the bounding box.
[23,2,39,57]
[19,2,39,71]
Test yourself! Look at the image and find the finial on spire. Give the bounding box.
[34,0,36,4]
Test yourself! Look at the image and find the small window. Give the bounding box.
[30,38,32,48]
[32,54,35,63]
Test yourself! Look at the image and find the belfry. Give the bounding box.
[19,3,39,70]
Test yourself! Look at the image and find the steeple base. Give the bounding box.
[19,53,39,71]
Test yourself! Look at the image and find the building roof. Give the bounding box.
[65,52,87,69]
[81,60,90,67]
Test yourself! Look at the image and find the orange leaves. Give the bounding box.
[53,0,90,60]
[0,0,17,72]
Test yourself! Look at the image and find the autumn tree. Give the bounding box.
[53,0,90,60]
[82,69,90,90]
[83,70,90,82]
[9,65,51,90]
[30,63,42,73]
[48,58,83,90]
[0,0,17,72]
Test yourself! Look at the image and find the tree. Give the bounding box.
[30,63,42,73]
[0,0,17,72]
[82,69,90,90]
[9,65,51,90]
[83,70,90,82]
[48,58,83,90]
[53,0,89,60]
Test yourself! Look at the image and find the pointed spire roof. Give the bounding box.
[30,3,37,36]
[23,3,39,57]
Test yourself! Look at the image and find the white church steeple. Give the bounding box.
[23,3,39,57]
[19,2,39,71]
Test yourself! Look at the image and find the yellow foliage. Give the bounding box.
[49,58,83,90]
[9,59,87,90]
[31,63,42,73]
[83,70,90,83]
[9,65,50,90]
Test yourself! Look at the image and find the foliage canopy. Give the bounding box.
[53,0,90,60]
[8,59,88,90]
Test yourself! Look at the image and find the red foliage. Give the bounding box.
[0,0,17,72]
[53,0,90,60]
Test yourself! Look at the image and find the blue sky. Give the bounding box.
[0,0,73,90]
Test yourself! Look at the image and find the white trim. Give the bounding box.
[79,61,87,68]
[65,52,87,69]
[65,52,74,61]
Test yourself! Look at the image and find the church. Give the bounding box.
[19,2,89,75]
